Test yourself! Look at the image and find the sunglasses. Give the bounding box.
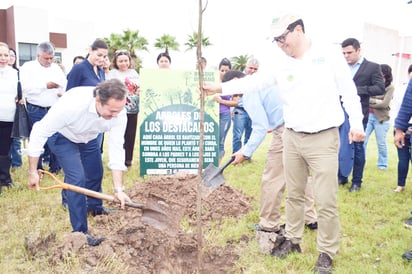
[273,29,290,43]
[115,50,129,56]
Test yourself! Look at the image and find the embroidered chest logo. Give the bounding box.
[312,57,326,65]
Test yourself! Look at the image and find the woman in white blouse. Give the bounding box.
[107,50,140,167]
[0,42,19,191]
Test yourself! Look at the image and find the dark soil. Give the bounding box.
[25,173,252,273]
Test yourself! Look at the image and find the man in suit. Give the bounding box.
[340,38,385,192]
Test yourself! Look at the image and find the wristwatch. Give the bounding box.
[114,186,125,193]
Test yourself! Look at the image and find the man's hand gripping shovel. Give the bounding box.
[37,170,172,230]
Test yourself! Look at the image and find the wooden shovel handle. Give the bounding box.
[39,170,139,207]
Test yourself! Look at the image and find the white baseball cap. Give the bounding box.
[270,13,301,38]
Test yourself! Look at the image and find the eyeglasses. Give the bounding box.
[115,50,129,56]
[247,66,258,71]
[273,30,290,43]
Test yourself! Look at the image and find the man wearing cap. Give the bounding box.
[203,14,365,273]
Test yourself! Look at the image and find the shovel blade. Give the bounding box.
[140,198,182,237]
[201,157,234,191]
[201,158,234,198]
[201,166,226,189]
[201,163,224,188]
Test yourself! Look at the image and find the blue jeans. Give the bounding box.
[27,103,60,171]
[364,113,390,169]
[47,133,103,233]
[219,112,231,159]
[232,107,252,154]
[397,133,411,187]
[10,138,22,167]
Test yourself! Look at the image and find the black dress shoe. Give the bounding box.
[88,207,112,217]
[0,179,14,188]
[402,249,412,261]
[314,253,333,274]
[271,239,301,258]
[349,184,361,192]
[85,233,106,246]
[305,222,318,230]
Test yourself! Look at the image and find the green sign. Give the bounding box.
[139,69,219,176]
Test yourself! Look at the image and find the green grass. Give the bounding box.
[1,128,412,273]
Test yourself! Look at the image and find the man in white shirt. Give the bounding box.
[20,41,67,173]
[226,70,318,236]
[27,79,131,246]
[203,13,365,273]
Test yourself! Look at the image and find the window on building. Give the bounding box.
[18,43,37,66]
[55,52,62,63]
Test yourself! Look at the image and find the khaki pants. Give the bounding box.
[259,125,317,231]
[283,127,340,258]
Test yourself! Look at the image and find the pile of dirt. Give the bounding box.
[34,173,252,273]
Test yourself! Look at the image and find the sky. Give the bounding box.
[2,0,412,69]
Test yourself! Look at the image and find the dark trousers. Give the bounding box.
[124,113,138,166]
[349,122,367,187]
[397,136,411,187]
[0,122,13,156]
[0,122,13,185]
[351,141,366,186]
[47,133,103,233]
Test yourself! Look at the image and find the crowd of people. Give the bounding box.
[1,11,412,272]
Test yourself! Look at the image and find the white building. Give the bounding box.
[0,5,95,73]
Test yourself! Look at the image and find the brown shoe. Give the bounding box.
[314,253,333,274]
[271,239,301,258]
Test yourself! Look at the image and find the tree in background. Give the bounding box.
[184,32,212,52]
[104,29,149,72]
[230,54,251,71]
[154,34,180,54]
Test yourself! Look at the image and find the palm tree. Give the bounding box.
[153,34,179,54]
[103,29,149,71]
[230,54,251,71]
[184,32,212,52]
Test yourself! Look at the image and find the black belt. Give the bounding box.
[27,102,51,110]
[287,127,335,135]
[235,107,245,111]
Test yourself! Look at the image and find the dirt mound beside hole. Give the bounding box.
[48,174,252,273]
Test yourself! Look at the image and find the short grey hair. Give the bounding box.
[246,58,259,66]
[37,42,55,56]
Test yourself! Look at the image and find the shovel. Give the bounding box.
[37,170,171,230]
[201,156,235,197]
